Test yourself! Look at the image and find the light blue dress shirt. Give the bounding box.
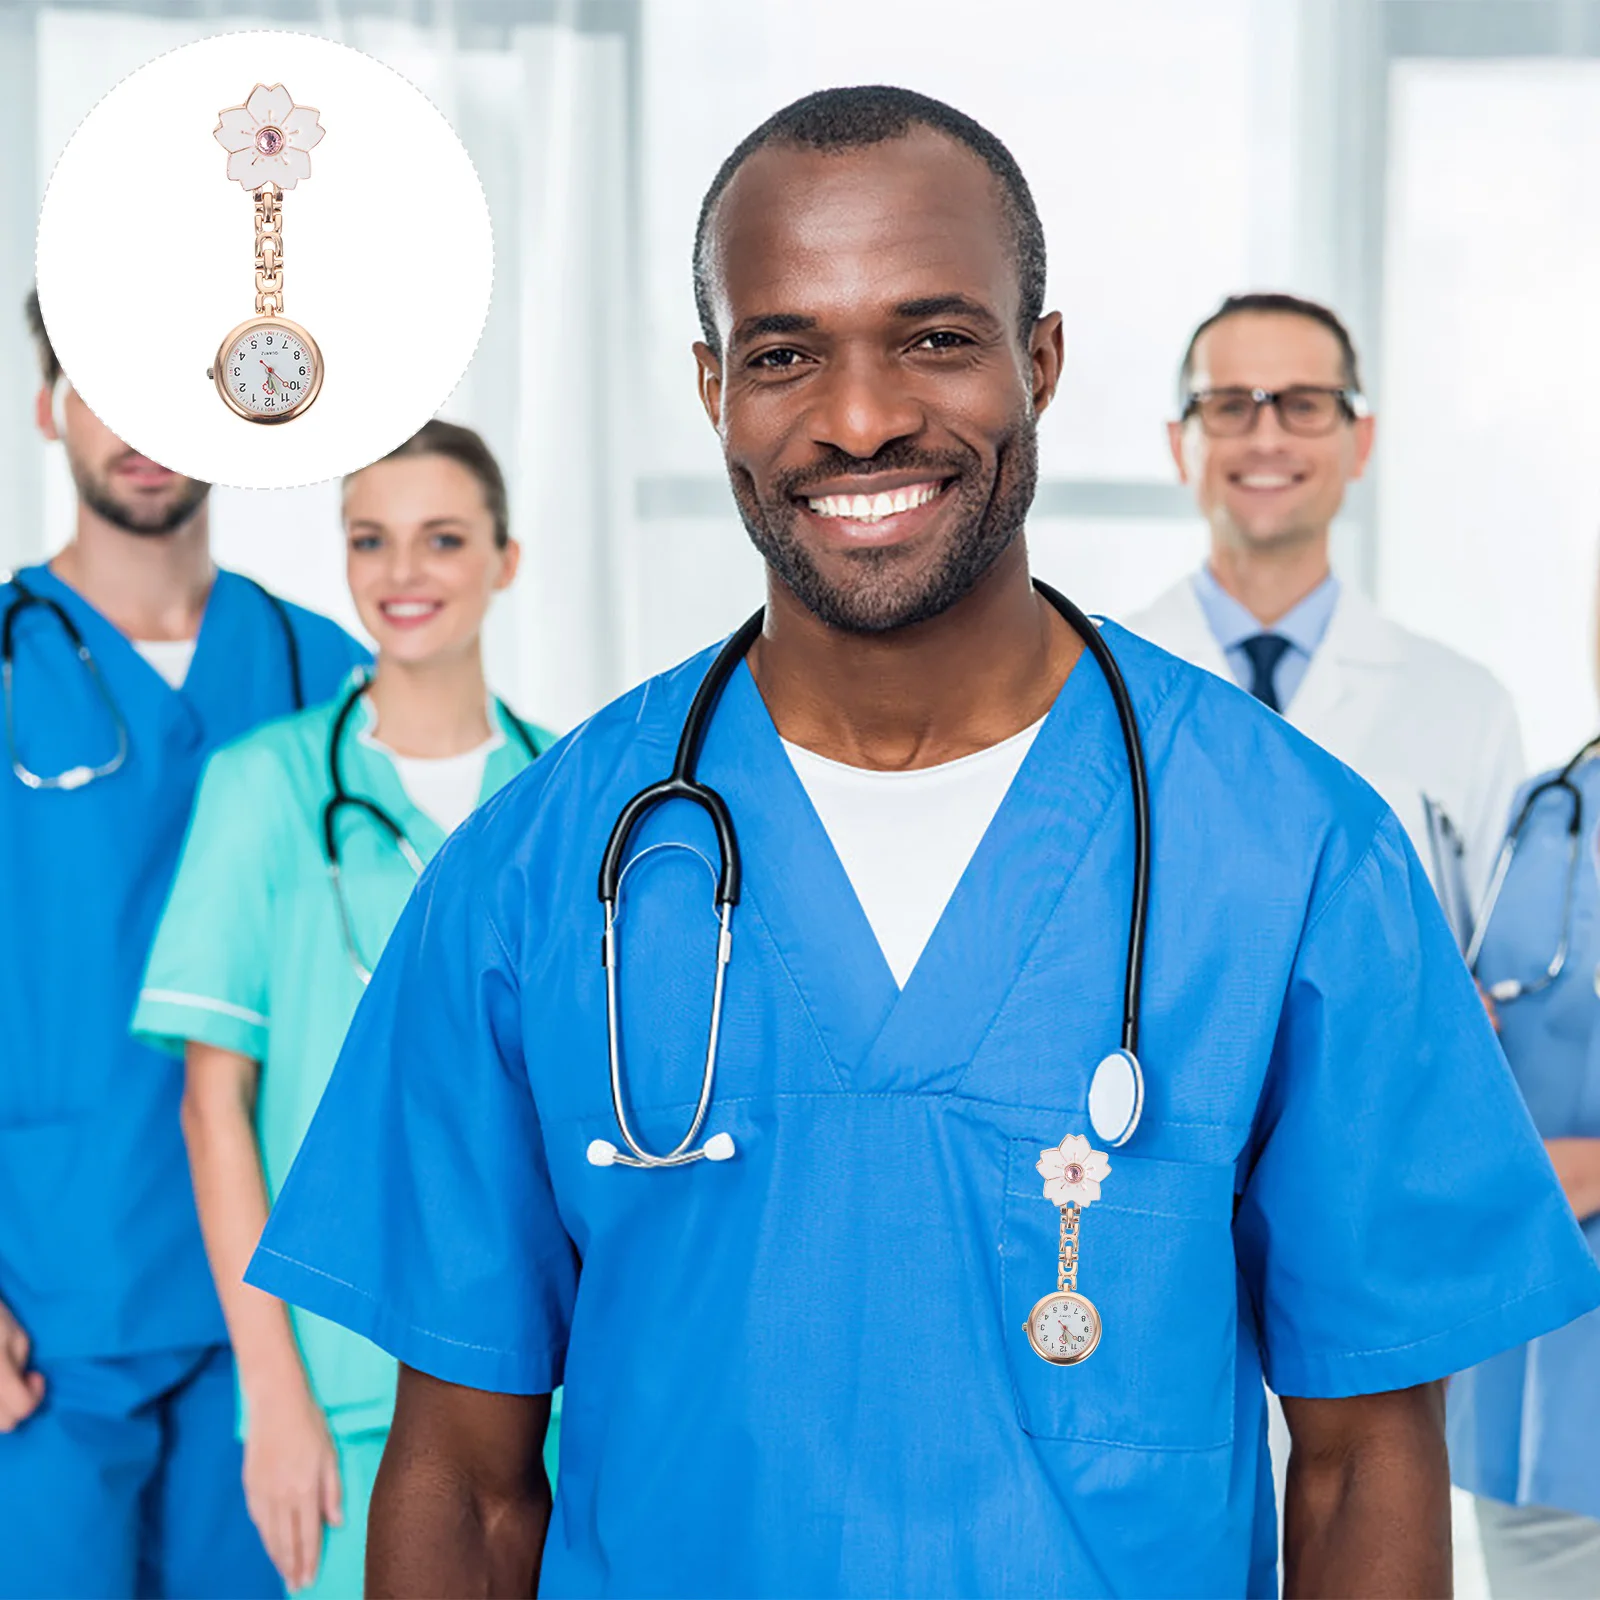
[1191,566,1341,712]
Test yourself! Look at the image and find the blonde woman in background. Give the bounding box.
[134,421,555,1595]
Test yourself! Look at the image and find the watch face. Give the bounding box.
[214,318,322,422]
[1024,1291,1102,1365]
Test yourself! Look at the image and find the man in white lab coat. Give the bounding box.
[1126,292,1523,921]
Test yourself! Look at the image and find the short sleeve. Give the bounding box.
[246,829,576,1395]
[133,739,281,1061]
[1236,810,1600,1398]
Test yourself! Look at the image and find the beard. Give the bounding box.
[70,451,210,538]
[727,417,1039,635]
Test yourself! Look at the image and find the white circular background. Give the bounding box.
[35,30,494,489]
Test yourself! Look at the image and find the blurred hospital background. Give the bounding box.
[4,0,1600,771]
[3,0,1598,1590]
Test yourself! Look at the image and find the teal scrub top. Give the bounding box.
[134,674,548,1436]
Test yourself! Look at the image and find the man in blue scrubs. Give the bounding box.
[250,91,1600,1596]
[0,293,366,1598]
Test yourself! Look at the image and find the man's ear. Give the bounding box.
[35,382,58,442]
[1029,312,1065,417]
[694,342,724,433]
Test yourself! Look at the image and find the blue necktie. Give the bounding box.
[1240,633,1291,713]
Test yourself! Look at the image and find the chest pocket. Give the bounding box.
[999,1136,1236,1450]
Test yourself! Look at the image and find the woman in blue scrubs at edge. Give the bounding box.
[134,421,555,1597]
[0,293,365,1599]
[1449,587,1600,1594]
[251,91,1600,1598]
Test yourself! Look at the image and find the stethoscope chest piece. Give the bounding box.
[1088,1048,1144,1148]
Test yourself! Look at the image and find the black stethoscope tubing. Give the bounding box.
[1467,732,1600,999]
[320,675,540,869]
[2,572,305,790]
[320,675,540,984]
[597,578,1152,1061]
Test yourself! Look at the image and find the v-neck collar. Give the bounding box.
[698,640,1133,1092]
[341,678,534,859]
[21,563,234,748]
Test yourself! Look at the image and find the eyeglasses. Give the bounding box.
[1180,386,1368,438]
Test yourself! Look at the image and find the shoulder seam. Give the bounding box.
[1300,811,1389,944]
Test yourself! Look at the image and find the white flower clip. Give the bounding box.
[214,84,325,190]
[1036,1134,1110,1207]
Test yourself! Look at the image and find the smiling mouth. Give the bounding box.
[379,600,443,622]
[117,455,174,484]
[802,478,947,525]
[1231,472,1303,491]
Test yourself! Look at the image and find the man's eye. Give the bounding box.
[350,535,381,552]
[914,330,972,351]
[749,347,806,370]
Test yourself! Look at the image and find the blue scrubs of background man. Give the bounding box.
[250,91,1600,1597]
[0,293,366,1599]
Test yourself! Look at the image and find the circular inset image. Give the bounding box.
[35,30,494,488]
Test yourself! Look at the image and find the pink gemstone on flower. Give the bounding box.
[1064,1163,1084,1183]
[256,126,285,156]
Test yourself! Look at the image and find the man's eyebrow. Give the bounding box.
[893,294,1002,328]
[730,312,817,346]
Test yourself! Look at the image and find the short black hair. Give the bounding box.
[1178,292,1363,402]
[24,288,60,386]
[344,418,511,549]
[692,85,1046,358]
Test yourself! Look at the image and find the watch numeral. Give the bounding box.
[238,383,246,392]
[298,366,306,375]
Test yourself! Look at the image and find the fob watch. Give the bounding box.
[206,84,326,424]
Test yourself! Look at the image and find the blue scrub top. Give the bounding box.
[251,623,1600,1598]
[0,564,365,1362]
[1448,760,1600,1522]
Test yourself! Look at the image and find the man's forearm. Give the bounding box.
[1546,1137,1600,1222]
[1282,1384,1451,1598]
[366,1436,550,1599]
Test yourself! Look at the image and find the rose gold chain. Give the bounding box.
[254,184,284,316]
[1057,1204,1080,1293]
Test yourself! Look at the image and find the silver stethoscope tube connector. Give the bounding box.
[596,894,737,1168]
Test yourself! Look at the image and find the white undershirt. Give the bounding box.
[133,638,197,688]
[385,744,495,835]
[782,717,1044,987]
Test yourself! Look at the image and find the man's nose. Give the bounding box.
[1247,400,1297,448]
[806,349,925,461]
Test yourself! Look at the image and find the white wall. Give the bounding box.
[1382,59,1600,774]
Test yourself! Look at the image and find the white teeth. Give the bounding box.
[804,481,942,523]
[383,601,437,618]
[1239,474,1293,489]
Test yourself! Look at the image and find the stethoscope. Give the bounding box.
[585,580,1152,1171]
[322,675,539,984]
[2,571,304,791]
[1467,734,1600,1003]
